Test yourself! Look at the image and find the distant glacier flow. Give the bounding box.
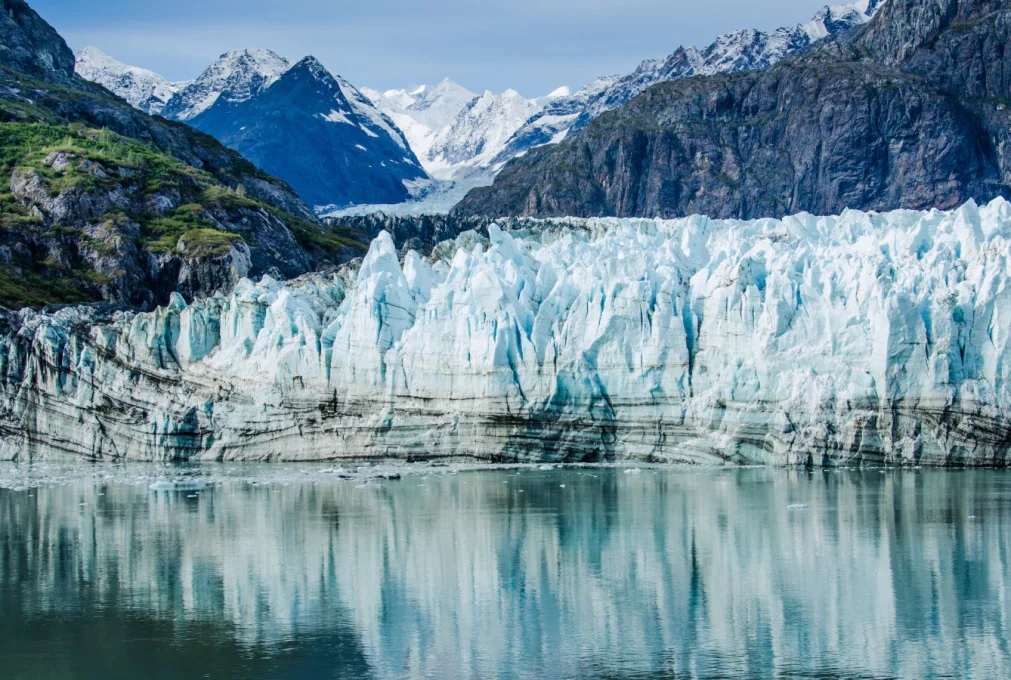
[2,199,1011,464]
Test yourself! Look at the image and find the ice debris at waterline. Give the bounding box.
[2,199,1011,465]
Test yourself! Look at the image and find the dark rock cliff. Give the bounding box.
[456,0,1011,219]
[0,0,75,84]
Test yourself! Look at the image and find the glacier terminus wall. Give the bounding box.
[2,199,1010,465]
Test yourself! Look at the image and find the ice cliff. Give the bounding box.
[2,199,1011,465]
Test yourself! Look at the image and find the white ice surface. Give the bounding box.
[3,199,1011,465]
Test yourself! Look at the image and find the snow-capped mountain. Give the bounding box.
[365,78,477,132]
[362,0,884,188]
[426,89,542,177]
[363,81,565,181]
[73,0,882,213]
[161,48,290,121]
[75,48,428,211]
[361,78,476,171]
[493,0,886,165]
[74,46,186,115]
[186,56,426,210]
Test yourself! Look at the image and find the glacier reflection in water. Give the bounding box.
[1,467,1010,679]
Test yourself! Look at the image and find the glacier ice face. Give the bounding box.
[2,199,1011,465]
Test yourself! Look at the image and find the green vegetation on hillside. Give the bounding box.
[0,120,363,309]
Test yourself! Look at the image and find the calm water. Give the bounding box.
[1,465,1010,679]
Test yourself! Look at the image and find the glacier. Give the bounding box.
[2,199,1010,465]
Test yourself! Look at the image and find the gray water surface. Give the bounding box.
[2,465,1009,679]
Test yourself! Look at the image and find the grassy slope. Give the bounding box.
[0,115,364,308]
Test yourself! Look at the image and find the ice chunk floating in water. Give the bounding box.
[148,481,210,492]
[3,199,1011,465]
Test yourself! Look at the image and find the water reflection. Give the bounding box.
[2,468,1010,679]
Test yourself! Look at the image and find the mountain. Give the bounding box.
[360,0,882,189]
[0,0,363,309]
[74,46,186,115]
[362,79,476,174]
[69,1,882,214]
[6,199,1011,465]
[0,0,75,84]
[77,49,430,211]
[161,48,289,122]
[364,79,477,133]
[363,82,561,181]
[425,89,543,178]
[184,56,427,210]
[457,0,1011,219]
[493,0,885,166]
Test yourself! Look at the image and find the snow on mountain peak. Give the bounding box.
[494,0,886,169]
[330,71,414,151]
[294,55,330,79]
[363,79,481,176]
[426,88,542,175]
[75,45,121,72]
[74,46,185,115]
[364,80,573,182]
[72,46,427,210]
[162,48,290,121]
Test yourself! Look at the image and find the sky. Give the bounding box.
[34,0,841,97]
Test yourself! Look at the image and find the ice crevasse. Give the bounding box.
[2,199,1011,464]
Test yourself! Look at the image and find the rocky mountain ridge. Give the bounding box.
[161,48,288,122]
[491,1,885,168]
[457,0,1011,219]
[74,46,186,116]
[75,2,881,214]
[185,55,427,211]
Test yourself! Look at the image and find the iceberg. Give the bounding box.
[2,199,1011,465]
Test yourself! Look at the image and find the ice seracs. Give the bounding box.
[3,198,1010,465]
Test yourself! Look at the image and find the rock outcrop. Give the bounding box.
[456,0,1011,220]
[3,199,1010,465]
[0,0,76,84]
